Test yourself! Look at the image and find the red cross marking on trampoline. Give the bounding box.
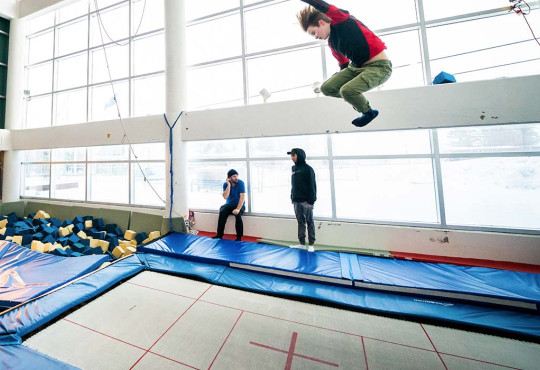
[250,331,339,369]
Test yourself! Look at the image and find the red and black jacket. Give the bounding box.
[301,0,386,69]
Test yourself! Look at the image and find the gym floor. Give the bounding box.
[24,271,540,369]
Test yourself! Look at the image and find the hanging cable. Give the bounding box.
[511,0,540,47]
[93,0,148,47]
[93,0,166,206]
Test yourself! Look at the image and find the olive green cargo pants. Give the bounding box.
[320,60,393,113]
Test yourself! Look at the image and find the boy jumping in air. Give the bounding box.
[297,0,392,127]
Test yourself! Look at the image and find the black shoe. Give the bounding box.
[235,237,242,241]
[212,235,221,239]
[352,109,379,127]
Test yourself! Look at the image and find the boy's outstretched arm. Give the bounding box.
[299,0,331,13]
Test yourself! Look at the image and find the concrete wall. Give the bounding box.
[182,75,540,140]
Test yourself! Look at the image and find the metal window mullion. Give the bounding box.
[239,0,249,105]
[245,138,252,213]
[86,7,91,123]
[416,0,432,85]
[85,148,88,202]
[128,0,133,118]
[327,134,337,220]
[440,151,540,159]
[430,129,446,227]
[50,14,57,127]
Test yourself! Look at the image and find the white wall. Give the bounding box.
[182,75,540,140]
[10,115,167,150]
[18,0,77,19]
[0,0,17,19]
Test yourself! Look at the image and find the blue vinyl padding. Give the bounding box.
[0,256,143,345]
[140,233,540,306]
[0,241,109,308]
[356,255,540,303]
[140,232,343,279]
[138,253,540,338]
[0,344,78,369]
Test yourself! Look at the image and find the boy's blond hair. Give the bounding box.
[296,6,331,32]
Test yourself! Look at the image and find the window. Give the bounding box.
[187,124,540,232]
[21,143,166,207]
[24,0,165,127]
[185,0,539,110]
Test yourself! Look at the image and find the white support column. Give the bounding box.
[164,0,187,220]
[3,18,25,201]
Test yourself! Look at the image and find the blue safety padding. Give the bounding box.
[356,255,540,304]
[140,233,540,307]
[0,241,110,309]
[138,253,227,282]
[139,233,343,280]
[0,256,143,341]
[0,344,78,369]
[141,253,540,338]
[339,253,363,280]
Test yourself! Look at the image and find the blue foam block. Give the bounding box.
[62,219,72,227]
[42,235,56,244]
[7,213,18,223]
[135,232,148,245]
[22,235,33,245]
[5,227,16,236]
[49,218,62,227]
[73,216,84,224]
[83,216,93,221]
[433,71,456,85]
[93,218,105,229]
[105,224,117,233]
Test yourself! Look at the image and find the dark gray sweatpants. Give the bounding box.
[293,201,315,246]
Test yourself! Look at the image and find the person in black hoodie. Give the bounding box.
[288,148,317,252]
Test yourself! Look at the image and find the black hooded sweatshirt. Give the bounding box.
[290,148,317,205]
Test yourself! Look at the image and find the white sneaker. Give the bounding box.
[308,245,315,252]
[289,244,307,250]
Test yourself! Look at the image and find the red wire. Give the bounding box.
[521,12,540,47]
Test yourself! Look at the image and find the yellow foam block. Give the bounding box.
[5,236,12,241]
[31,240,42,251]
[49,243,61,252]
[59,227,71,237]
[112,246,125,259]
[84,220,93,230]
[98,240,110,253]
[89,239,100,248]
[142,238,151,244]
[43,243,53,253]
[0,227,6,235]
[33,210,50,220]
[124,230,136,240]
[11,235,23,245]
[77,230,87,239]
[149,231,161,240]
[123,246,137,257]
[130,240,138,246]
[67,224,74,231]
[0,219,7,229]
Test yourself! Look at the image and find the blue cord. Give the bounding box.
[163,111,183,232]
